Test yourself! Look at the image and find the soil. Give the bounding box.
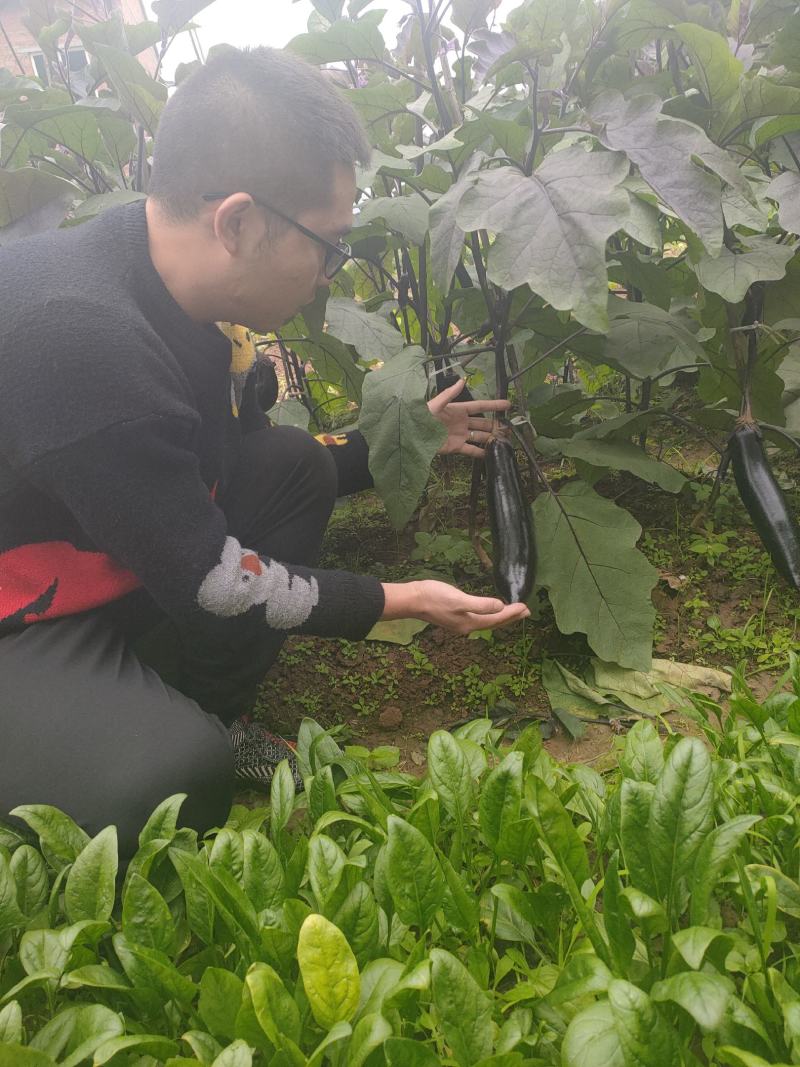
[242,436,799,785]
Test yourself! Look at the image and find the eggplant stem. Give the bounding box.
[691,450,731,530]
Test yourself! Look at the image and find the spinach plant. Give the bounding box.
[2,656,800,1064]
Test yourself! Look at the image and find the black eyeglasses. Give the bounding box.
[201,192,352,280]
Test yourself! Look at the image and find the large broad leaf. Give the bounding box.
[648,737,714,906]
[457,147,630,331]
[1,104,103,166]
[66,190,147,225]
[537,437,685,493]
[723,78,800,145]
[358,193,430,246]
[311,0,346,21]
[325,297,405,362]
[533,482,659,670]
[602,298,708,379]
[674,23,743,115]
[767,172,800,235]
[0,168,75,239]
[692,236,795,302]
[293,336,365,404]
[150,0,214,31]
[92,45,167,134]
[359,347,447,528]
[288,13,387,63]
[452,0,503,33]
[591,91,749,256]
[429,161,482,292]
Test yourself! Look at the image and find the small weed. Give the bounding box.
[687,525,736,563]
[405,646,435,675]
[296,690,323,717]
[641,530,673,570]
[410,529,474,567]
[696,606,798,669]
[351,696,379,717]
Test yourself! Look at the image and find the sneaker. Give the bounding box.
[229,717,303,793]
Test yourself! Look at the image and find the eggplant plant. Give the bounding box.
[282,0,800,669]
[1,0,799,672]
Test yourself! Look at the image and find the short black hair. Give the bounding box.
[148,46,371,220]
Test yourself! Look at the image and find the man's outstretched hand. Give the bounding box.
[428,377,512,459]
[381,579,530,635]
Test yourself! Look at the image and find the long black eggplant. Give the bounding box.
[486,437,536,603]
[728,421,800,590]
[435,367,474,402]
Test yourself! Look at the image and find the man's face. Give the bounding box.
[232,163,356,333]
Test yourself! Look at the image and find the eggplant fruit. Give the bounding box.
[728,422,800,590]
[436,368,474,403]
[486,437,536,603]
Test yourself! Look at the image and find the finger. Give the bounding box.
[459,443,488,459]
[465,427,492,443]
[465,604,530,630]
[458,593,507,615]
[428,377,465,412]
[467,417,496,430]
[458,399,511,414]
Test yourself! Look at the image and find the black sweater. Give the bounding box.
[0,201,384,642]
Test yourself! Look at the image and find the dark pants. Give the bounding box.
[0,427,337,861]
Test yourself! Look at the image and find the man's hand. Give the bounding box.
[427,377,512,459]
[381,579,530,635]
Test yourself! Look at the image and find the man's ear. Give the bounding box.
[211,194,263,256]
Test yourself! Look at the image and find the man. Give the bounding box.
[0,46,528,860]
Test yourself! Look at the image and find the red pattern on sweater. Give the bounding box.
[0,542,141,626]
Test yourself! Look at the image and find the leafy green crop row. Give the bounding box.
[3,658,800,1066]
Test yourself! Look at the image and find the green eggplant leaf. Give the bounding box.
[288,14,387,64]
[457,147,630,331]
[693,236,795,302]
[325,296,405,362]
[360,347,447,528]
[591,91,749,256]
[534,482,659,671]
